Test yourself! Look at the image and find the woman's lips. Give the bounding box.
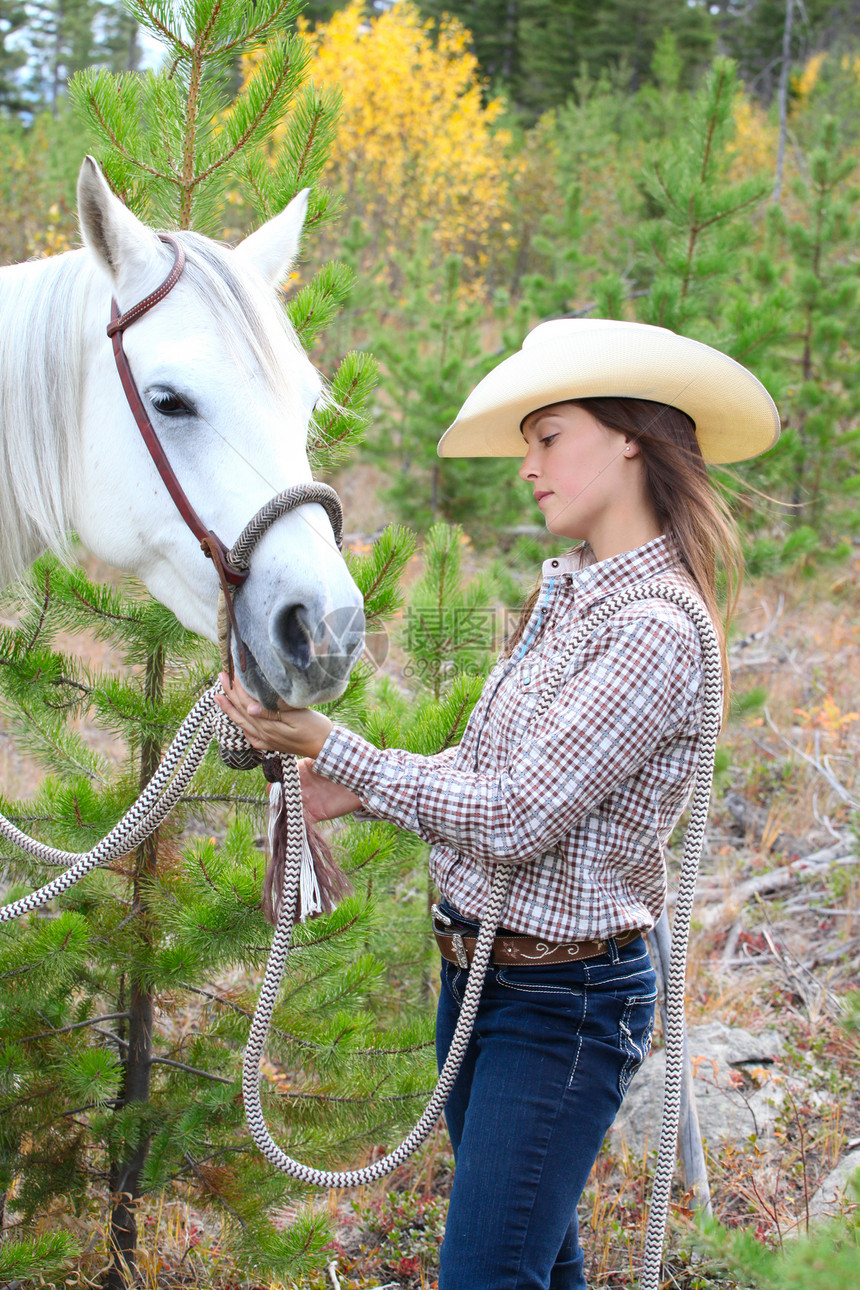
[534,491,552,503]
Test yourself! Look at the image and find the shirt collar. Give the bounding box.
[541,534,683,613]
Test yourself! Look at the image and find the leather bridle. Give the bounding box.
[106,232,344,675]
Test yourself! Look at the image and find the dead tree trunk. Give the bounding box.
[773,0,795,204]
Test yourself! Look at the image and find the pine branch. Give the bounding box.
[182,983,320,1049]
[276,1088,431,1105]
[79,84,177,185]
[129,1,189,54]
[150,1057,233,1084]
[180,794,265,806]
[195,39,306,189]
[286,909,363,950]
[216,0,302,57]
[70,586,142,626]
[28,567,52,651]
[17,1013,131,1044]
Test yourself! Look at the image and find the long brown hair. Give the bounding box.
[503,397,742,716]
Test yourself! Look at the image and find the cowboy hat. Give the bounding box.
[437,319,779,464]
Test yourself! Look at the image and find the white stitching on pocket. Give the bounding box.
[585,954,652,980]
[567,988,588,1088]
[618,990,657,1097]
[495,970,583,997]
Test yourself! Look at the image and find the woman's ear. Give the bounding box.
[623,437,642,458]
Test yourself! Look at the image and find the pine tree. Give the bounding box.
[515,0,597,115]
[587,0,714,91]
[22,0,104,109]
[361,233,531,543]
[714,0,855,102]
[632,58,773,338]
[0,0,27,112]
[755,110,860,541]
[7,0,142,115]
[417,0,522,95]
[417,0,714,115]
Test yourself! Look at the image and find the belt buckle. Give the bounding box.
[452,932,469,970]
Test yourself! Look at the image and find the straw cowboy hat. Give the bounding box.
[437,319,779,465]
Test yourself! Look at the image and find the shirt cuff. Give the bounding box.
[313,724,385,798]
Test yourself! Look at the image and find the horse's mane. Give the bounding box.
[0,231,311,589]
[0,251,91,586]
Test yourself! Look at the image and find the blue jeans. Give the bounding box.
[435,901,657,1290]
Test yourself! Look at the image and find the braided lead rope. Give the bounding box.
[0,692,219,922]
[242,842,511,1185]
[238,581,721,1248]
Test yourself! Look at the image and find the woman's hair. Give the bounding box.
[502,397,743,716]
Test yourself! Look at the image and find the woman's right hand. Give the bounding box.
[298,758,364,823]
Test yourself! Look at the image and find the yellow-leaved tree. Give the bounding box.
[248,0,515,273]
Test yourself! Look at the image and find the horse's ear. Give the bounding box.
[234,189,309,286]
[77,156,162,289]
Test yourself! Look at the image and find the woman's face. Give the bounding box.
[518,402,660,559]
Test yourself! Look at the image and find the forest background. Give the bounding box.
[1,1,860,1289]
[4,0,860,560]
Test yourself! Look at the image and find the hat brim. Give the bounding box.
[437,329,779,464]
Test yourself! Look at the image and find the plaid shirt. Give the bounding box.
[313,535,713,941]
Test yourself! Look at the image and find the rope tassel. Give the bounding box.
[262,755,351,925]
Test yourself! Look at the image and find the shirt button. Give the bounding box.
[551,560,559,568]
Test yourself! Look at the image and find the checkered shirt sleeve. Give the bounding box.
[313,615,700,865]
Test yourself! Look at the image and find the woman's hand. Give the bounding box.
[298,758,363,823]
[215,673,334,759]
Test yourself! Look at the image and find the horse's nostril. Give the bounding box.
[271,603,312,671]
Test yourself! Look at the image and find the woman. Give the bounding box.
[217,319,779,1290]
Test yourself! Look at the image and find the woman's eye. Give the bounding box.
[540,435,558,447]
[150,389,193,417]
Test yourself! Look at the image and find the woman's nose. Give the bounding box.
[519,451,538,481]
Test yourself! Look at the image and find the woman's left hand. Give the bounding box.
[215,673,334,759]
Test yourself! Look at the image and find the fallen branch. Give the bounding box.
[698,843,857,929]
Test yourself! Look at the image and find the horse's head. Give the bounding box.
[74,157,364,709]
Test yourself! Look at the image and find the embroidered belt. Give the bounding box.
[431,908,643,969]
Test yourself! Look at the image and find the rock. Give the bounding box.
[611,1020,785,1158]
[806,1149,860,1222]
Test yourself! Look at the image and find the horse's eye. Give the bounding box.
[150,389,193,417]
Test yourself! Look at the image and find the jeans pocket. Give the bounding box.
[618,989,657,1098]
[493,963,585,999]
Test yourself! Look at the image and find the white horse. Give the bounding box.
[0,156,364,708]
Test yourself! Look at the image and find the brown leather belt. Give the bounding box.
[432,916,644,969]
